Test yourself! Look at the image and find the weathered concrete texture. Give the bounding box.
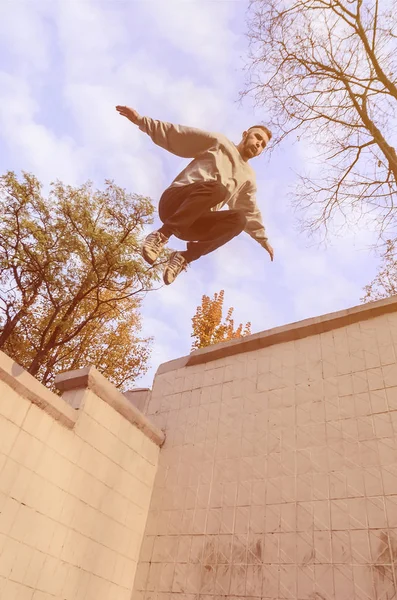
[0,353,161,600]
[0,350,77,428]
[124,388,151,415]
[135,297,397,600]
[55,367,164,447]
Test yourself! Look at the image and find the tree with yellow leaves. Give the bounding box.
[191,289,251,350]
[362,240,397,303]
[0,171,164,390]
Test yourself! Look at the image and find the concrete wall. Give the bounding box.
[135,297,397,600]
[0,353,164,600]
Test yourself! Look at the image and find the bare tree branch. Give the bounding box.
[243,0,397,241]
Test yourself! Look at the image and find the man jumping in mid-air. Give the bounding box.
[116,106,274,285]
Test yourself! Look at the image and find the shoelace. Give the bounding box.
[169,254,187,274]
[147,232,164,250]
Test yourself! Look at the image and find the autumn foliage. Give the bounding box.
[191,289,251,350]
[362,240,397,303]
[0,171,163,390]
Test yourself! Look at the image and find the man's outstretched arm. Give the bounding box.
[238,186,274,262]
[116,105,141,125]
[116,105,217,159]
[246,214,274,262]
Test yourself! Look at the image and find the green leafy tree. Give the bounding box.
[191,289,251,350]
[0,171,164,389]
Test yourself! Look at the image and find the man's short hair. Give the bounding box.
[248,125,272,141]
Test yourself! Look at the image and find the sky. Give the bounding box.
[0,0,381,389]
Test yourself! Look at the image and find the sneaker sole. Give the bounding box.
[163,253,187,285]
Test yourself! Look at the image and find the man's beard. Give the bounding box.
[245,142,256,157]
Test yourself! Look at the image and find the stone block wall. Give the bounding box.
[0,354,163,600]
[134,298,397,600]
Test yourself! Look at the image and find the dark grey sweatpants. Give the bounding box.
[158,181,246,262]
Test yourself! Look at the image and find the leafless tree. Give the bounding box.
[243,0,397,241]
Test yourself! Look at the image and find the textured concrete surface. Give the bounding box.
[55,367,164,447]
[0,353,160,600]
[135,300,397,600]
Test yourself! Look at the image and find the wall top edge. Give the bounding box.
[0,351,77,428]
[156,296,397,375]
[55,366,165,447]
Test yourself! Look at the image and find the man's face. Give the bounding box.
[242,128,269,159]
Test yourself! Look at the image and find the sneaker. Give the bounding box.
[142,230,168,264]
[163,251,188,285]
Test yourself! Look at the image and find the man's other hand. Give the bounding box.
[264,241,274,262]
[116,106,142,125]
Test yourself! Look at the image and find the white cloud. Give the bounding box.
[54,0,128,80]
[141,0,241,82]
[0,0,52,73]
[0,72,86,184]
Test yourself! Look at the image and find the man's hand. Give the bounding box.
[116,105,142,125]
[264,241,274,262]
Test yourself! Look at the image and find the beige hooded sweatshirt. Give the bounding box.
[139,117,269,247]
